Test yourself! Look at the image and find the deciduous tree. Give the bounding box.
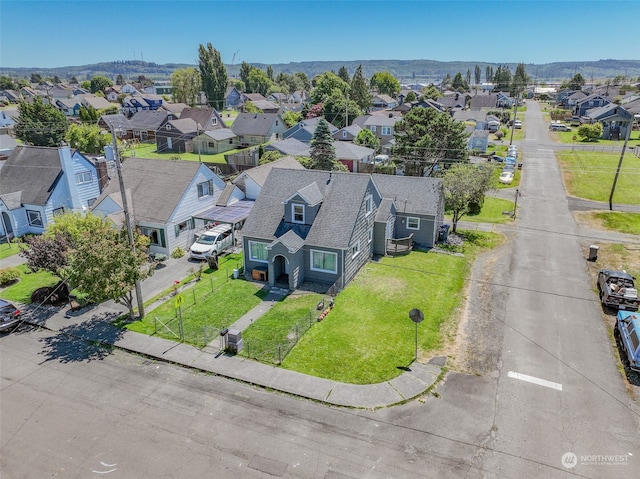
[354,128,380,150]
[247,68,272,96]
[66,123,111,154]
[170,67,201,105]
[443,163,493,233]
[370,71,400,97]
[89,75,113,94]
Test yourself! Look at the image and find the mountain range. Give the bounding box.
[2,59,640,84]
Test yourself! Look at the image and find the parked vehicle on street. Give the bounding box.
[499,171,514,184]
[615,311,640,372]
[0,299,21,332]
[549,123,572,131]
[505,156,517,165]
[507,146,518,158]
[514,120,522,129]
[502,164,515,173]
[597,269,639,311]
[490,155,505,163]
[189,223,234,260]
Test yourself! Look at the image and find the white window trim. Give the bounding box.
[249,241,269,263]
[310,249,338,274]
[26,210,43,227]
[381,126,392,135]
[368,228,373,244]
[407,216,420,230]
[351,241,360,259]
[291,203,305,224]
[75,171,92,185]
[365,194,373,216]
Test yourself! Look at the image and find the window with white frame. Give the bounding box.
[174,219,194,237]
[369,126,377,133]
[342,131,347,138]
[140,226,164,246]
[27,210,43,227]
[292,204,304,223]
[351,241,360,258]
[368,228,373,243]
[249,241,269,262]
[311,250,337,273]
[197,179,214,198]
[381,126,392,135]
[75,171,92,184]
[364,194,373,215]
[407,216,420,230]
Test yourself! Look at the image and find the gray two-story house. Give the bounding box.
[241,169,444,292]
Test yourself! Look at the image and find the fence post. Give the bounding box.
[278,345,282,364]
[210,277,214,292]
[154,316,157,333]
[193,289,196,305]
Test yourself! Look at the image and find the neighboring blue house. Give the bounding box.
[466,127,490,152]
[583,104,634,140]
[225,86,243,109]
[0,146,101,238]
[573,94,610,117]
[284,117,339,143]
[91,157,243,256]
[241,168,444,291]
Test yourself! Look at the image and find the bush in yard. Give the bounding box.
[577,123,603,142]
[171,247,185,258]
[0,267,21,286]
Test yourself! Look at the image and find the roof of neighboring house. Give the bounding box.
[231,113,283,136]
[371,174,443,217]
[233,156,304,188]
[575,93,610,105]
[201,128,236,141]
[56,97,80,109]
[584,103,633,121]
[352,114,402,127]
[285,117,339,139]
[242,93,267,102]
[95,157,209,223]
[161,102,189,115]
[373,94,395,104]
[177,106,223,129]
[99,113,131,131]
[241,168,374,250]
[250,99,280,111]
[125,95,149,107]
[265,138,310,156]
[165,118,199,133]
[333,124,362,138]
[129,110,170,130]
[80,94,112,110]
[469,94,498,109]
[334,141,374,160]
[0,146,65,207]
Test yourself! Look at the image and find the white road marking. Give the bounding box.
[508,371,563,391]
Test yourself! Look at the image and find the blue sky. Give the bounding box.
[1,0,638,68]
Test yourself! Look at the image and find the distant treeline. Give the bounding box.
[2,58,639,84]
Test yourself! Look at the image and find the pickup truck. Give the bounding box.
[615,311,640,372]
[597,269,639,311]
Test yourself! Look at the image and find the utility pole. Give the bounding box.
[509,90,518,146]
[608,117,633,211]
[513,188,520,219]
[110,126,145,318]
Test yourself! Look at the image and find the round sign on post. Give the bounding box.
[409,308,424,362]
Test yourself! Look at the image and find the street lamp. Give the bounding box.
[409,308,424,362]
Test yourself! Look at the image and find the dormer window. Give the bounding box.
[342,131,347,138]
[292,204,304,224]
[212,118,217,125]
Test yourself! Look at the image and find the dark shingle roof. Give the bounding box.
[231,113,282,136]
[96,158,206,223]
[0,146,63,207]
[372,174,443,216]
[129,110,169,130]
[242,169,373,249]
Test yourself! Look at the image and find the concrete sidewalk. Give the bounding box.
[24,300,445,409]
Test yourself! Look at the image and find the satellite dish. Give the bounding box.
[409,308,424,323]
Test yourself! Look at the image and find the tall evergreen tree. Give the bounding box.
[266,65,274,81]
[338,65,350,83]
[511,63,530,96]
[474,65,481,85]
[350,65,371,111]
[239,61,254,87]
[15,97,68,147]
[198,43,228,110]
[310,118,337,170]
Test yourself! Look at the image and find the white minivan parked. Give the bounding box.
[189,224,234,260]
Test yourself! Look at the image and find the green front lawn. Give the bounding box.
[557,150,640,204]
[0,264,59,304]
[122,142,233,163]
[446,196,515,224]
[281,232,502,384]
[0,242,23,260]
[583,211,640,235]
[125,254,268,347]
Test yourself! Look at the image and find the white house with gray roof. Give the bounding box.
[0,146,101,238]
[241,168,444,291]
[91,157,238,256]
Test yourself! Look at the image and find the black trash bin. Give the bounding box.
[439,224,451,242]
